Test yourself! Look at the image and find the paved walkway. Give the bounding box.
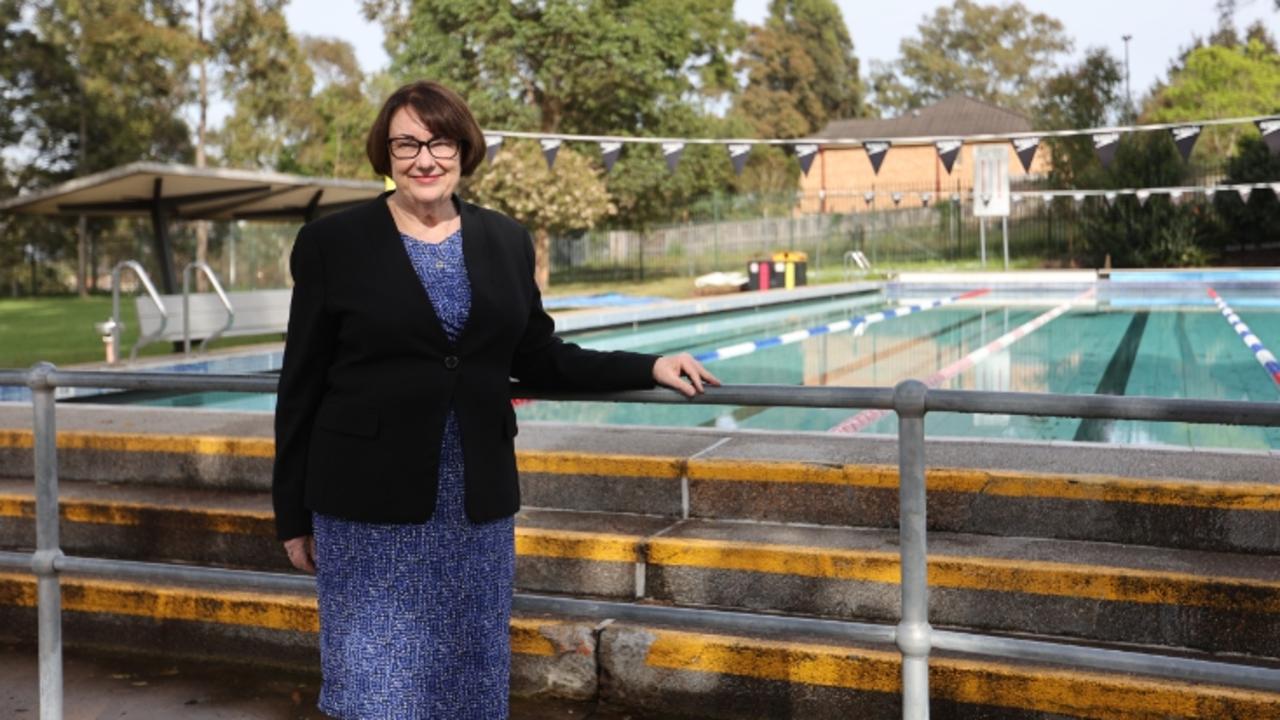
[0,641,671,720]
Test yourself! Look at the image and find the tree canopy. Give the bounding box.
[870,0,1072,116]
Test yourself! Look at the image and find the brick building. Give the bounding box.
[799,96,1052,213]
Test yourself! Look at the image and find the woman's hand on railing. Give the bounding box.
[652,353,721,397]
[284,535,317,574]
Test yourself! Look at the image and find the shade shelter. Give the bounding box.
[0,162,384,293]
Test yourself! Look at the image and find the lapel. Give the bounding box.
[457,198,493,353]
[373,191,452,349]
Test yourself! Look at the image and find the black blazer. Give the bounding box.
[271,192,658,541]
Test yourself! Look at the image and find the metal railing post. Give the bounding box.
[894,379,931,720]
[28,362,63,720]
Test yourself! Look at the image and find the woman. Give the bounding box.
[271,80,718,719]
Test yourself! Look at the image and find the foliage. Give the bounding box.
[1077,132,1208,268]
[376,0,742,230]
[733,0,866,139]
[1212,135,1280,248]
[466,140,614,289]
[1145,38,1280,163]
[870,0,1071,116]
[1034,48,1124,188]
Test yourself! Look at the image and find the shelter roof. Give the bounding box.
[0,162,384,221]
[817,96,1034,142]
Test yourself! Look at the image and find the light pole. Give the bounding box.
[1121,34,1133,120]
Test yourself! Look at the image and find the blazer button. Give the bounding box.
[444,355,459,370]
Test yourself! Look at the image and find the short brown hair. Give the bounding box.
[366,81,486,178]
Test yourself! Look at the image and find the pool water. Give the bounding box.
[70,286,1280,451]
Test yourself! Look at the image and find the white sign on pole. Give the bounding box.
[972,144,1011,218]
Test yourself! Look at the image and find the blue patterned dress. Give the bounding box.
[313,228,516,720]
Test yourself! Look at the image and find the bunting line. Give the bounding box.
[1207,288,1280,388]
[480,114,1277,150]
[829,289,1095,434]
[691,289,990,364]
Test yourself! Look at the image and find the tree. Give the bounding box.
[733,0,867,139]
[1079,132,1207,268]
[466,141,613,290]
[1212,134,1280,249]
[1034,48,1124,188]
[371,0,745,268]
[1145,37,1280,164]
[212,0,314,170]
[870,0,1071,115]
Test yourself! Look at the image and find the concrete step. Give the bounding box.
[3,479,1278,659]
[0,571,1276,720]
[2,423,1277,554]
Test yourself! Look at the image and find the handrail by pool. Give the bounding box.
[0,363,1278,720]
[109,261,167,363]
[182,261,235,356]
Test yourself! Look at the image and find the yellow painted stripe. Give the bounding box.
[516,450,684,479]
[644,628,1280,720]
[0,493,271,535]
[516,527,640,563]
[0,429,274,458]
[0,573,572,657]
[686,458,1280,512]
[2,428,1276,512]
[646,537,1280,613]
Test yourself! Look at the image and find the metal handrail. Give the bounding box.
[109,261,167,363]
[181,261,235,355]
[2,364,1279,720]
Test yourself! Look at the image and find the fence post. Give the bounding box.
[28,362,63,720]
[894,379,931,720]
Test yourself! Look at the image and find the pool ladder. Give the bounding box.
[102,261,234,363]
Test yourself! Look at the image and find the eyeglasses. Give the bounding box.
[388,136,460,161]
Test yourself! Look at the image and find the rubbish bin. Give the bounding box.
[771,251,808,289]
[746,257,772,291]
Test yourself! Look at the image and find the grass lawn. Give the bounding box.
[0,296,282,369]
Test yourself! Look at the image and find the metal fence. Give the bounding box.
[1,364,1279,720]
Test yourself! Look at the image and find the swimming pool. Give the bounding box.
[51,276,1280,451]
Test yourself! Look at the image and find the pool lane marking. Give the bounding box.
[1207,288,1280,388]
[691,289,990,363]
[830,289,1096,434]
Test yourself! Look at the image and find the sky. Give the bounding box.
[285,0,1278,110]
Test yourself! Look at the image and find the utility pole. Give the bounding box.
[1121,34,1133,120]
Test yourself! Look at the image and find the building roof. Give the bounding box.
[0,162,384,221]
[816,96,1034,142]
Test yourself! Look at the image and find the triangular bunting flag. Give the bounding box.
[863,191,875,205]
[1257,118,1280,155]
[1237,186,1253,203]
[864,141,891,175]
[662,142,685,174]
[793,143,819,176]
[935,139,962,174]
[1104,191,1117,206]
[484,134,504,164]
[540,138,562,170]
[1011,137,1040,173]
[1011,193,1023,204]
[1136,190,1151,206]
[1092,132,1121,169]
[950,192,961,203]
[1203,187,1216,200]
[599,141,623,174]
[1170,190,1184,204]
[728,143,752,176]
[1270,182,1280,197]
[1042,192,1054,204]
[1170,125,1201,162]
[919,192,932,207]
[1073,192,1087,205]
[891,192,903,206]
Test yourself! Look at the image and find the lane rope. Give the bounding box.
[692,289,990,364]
[1207,288,1280,388]
[830,288,1096,434]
